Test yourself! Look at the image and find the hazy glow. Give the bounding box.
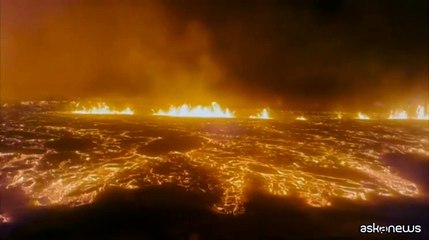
[250,108,271,119]
[72,102,134,115]
[0,213,11,224]
[416,105,429,120]
[153,102,235,118]
[389,109,408,120]
[356,112,370,120]
[296,116,307,121]
[336,112,343,119]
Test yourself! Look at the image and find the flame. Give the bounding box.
[416,105,429,120]
[72,102,134,115]
[336,112,343,119]
[389,109,408,119]
[249,108,271,119]
[153,102,235,118]
[356,112,370,120]
[296,116,307,121]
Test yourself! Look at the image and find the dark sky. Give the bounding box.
[1,0,428,109]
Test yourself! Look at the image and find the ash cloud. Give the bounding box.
[1,0,428,109]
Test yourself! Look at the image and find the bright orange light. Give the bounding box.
[153,102,235,118]
[389,109,408,119]
[416,105,429,120]
[72,102,134,115]
[249,108,271,119]
[336,112,343,119]
[296,116,307,121]
[356,112,370,120]
[3,104,423,215]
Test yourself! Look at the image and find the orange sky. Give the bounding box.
[1,0,428,110]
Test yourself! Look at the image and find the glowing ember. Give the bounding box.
[153,102,235,118]
[250,108,271,119]
[389,109,408,119]
[72,102,134,115]
[356,112,370,120]
[296,116,307,121]
[416,105,429,120]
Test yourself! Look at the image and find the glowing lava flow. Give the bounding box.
[1,107,425,217]
[72,102,134,115]
[356,112,370,120]
[389,109,408,120]
[153,102,235,118]
[416,105,429,120]
[249,108,271,119]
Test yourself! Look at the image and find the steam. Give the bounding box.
[1,0,224,103]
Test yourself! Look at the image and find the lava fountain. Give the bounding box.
[416,105,429,120]
[153,102,235,118]
[249,108,271,119]
[72,102,134,115]
[389,109,408,120]
[356,112,370,120]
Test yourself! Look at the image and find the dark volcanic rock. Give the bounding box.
[381,153,429,191]
[137,135,205,156]
[0,143,20,153]
[4,130,52,139]
[37,151,83,169]
[0,143,46,154]
[18,148,47,154]
[5,186,429,240]
[45,137,95,151]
